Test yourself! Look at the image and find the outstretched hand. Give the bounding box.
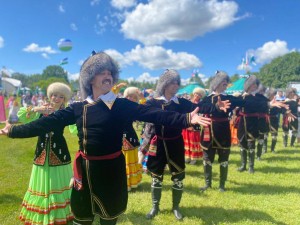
[0,120,12,135]
[270,97,289,109]
[217,96,231,113]
[190,107,211,127]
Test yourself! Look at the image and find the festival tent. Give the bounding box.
[225,77,247,94]
[177,83,205,95]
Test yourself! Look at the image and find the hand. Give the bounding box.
[287,111,297,122]
[190,107,211,127]
[116,82,127,88]
[270,97,289,109]
[217,96,231,113]
[34,104,55,114]
[0,120,12,135]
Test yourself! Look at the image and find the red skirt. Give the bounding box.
[182,128,203,160]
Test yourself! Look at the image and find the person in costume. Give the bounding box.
[282,88,298,147]
[0,52,214,225]
[255,84,270,160]
[263,88,283,153]
[122,86,145,191]
[9,82,73,224]
[141,69,231,220]
[7,94,20,123]
[182,87,206,165]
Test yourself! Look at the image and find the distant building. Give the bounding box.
[1,77,22,94]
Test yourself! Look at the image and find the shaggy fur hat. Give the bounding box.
[123,87,140,100]
[285,87,297,98]
[155,69,181,97]
[79,51,120,99]
[210,71,230,92]
[244,75,260,92]
[47,82,72,102]
[193,87,206,97]
[265,88,277,99]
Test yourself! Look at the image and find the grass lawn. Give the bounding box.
[0,122,299,225]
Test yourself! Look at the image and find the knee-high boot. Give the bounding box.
[237,148,247,172]
[283,133,288,147]
[256,139,263,160]
[271,138,277,152]
[248,149,255,174]
[200,161,212,191]
[172,173,184,220]
[263,136,268,153]
[219,162,228,192]
[291,135,296,147]
[146,177,162,220]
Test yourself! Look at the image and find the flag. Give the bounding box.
[250,56,256,66]
[60,57,68,65]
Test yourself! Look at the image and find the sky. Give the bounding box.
[0,0,299,85]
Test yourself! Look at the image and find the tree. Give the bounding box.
[42,65,69,83]
[189,71,205,87]
[257,52,300,88]
[230,74,240,83]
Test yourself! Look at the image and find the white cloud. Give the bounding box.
[111,0,136,10]
[251,40,290,64]
[0,36,4,48]
[121,0,241,45]
[68,72,80,81]
[23,43,57,54]
[91,0,100,6]
[134,72,159,83]
[41,53,49,59]
[58,4,65,13]
[70,23,78,31]
[94,14,107,34]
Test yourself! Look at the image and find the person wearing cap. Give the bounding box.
[255,84,270,160]
[3,82,74,224]
[182,87,206,165]
[0,52,214,225]
[282,88,298,147]
[142,69,231,220]
[263,88,283,153]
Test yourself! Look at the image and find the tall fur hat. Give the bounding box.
[79,51,120,99]
[155,69,181,96]
[193,87,206,98]
[210,71,230,92]
[265,88,277,99]
[244,75,260,92]
[285,87,297,98]
[123,87,140,100]
[47,82,72,102]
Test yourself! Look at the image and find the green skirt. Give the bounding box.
[19,160,73,224]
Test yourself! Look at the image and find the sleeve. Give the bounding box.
[8,104,77,139]
[68,124,78,135]
[17,106,40,124]
[123,100,192,129]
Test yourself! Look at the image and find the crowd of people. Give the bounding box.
[0,51,299,225]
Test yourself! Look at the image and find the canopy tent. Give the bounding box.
[177,83,205,95]
[225,77,247,94]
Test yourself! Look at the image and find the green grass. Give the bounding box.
[0,122,300,225]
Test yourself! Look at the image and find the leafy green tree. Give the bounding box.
[230,74,240,83]
[42,65,69,83]
[257,52,300,88]
[189,71,205,86]
[32,77,69,94]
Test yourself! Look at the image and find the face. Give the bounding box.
[193,93,202,102]
[248,83,258,93]
[50,92,65,109]
[164,80,179,97]
[217,81,229,93]
[127,94,138,103]
[90,70,113,95]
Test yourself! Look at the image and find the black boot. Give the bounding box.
[200,162,212,191]
[237,149,247,172]
[146,185,162,219]
[263,137,268,154]
[283,134,288,147]
[219,162,228,192]
[271,138,277,153]
[172,188,184,220]
[248,150,255,174]
[291,135,296,147]
[256,140,263,160]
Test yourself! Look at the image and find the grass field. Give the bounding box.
[0,121,299,225]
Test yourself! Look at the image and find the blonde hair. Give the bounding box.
[123,87,140,100]
[193,87,206,98]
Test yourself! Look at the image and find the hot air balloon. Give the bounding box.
[57,38,72,51]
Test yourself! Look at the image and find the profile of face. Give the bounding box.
[50,92,65,109]
[217,80,229,93]
[193,93,202,102]
[277,91,283,96]
[164,80,179,97]
[90,70,113,95]
[248,83,258,93]
[127,94,139,103]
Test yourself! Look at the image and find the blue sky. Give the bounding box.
[0,0,299,85]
